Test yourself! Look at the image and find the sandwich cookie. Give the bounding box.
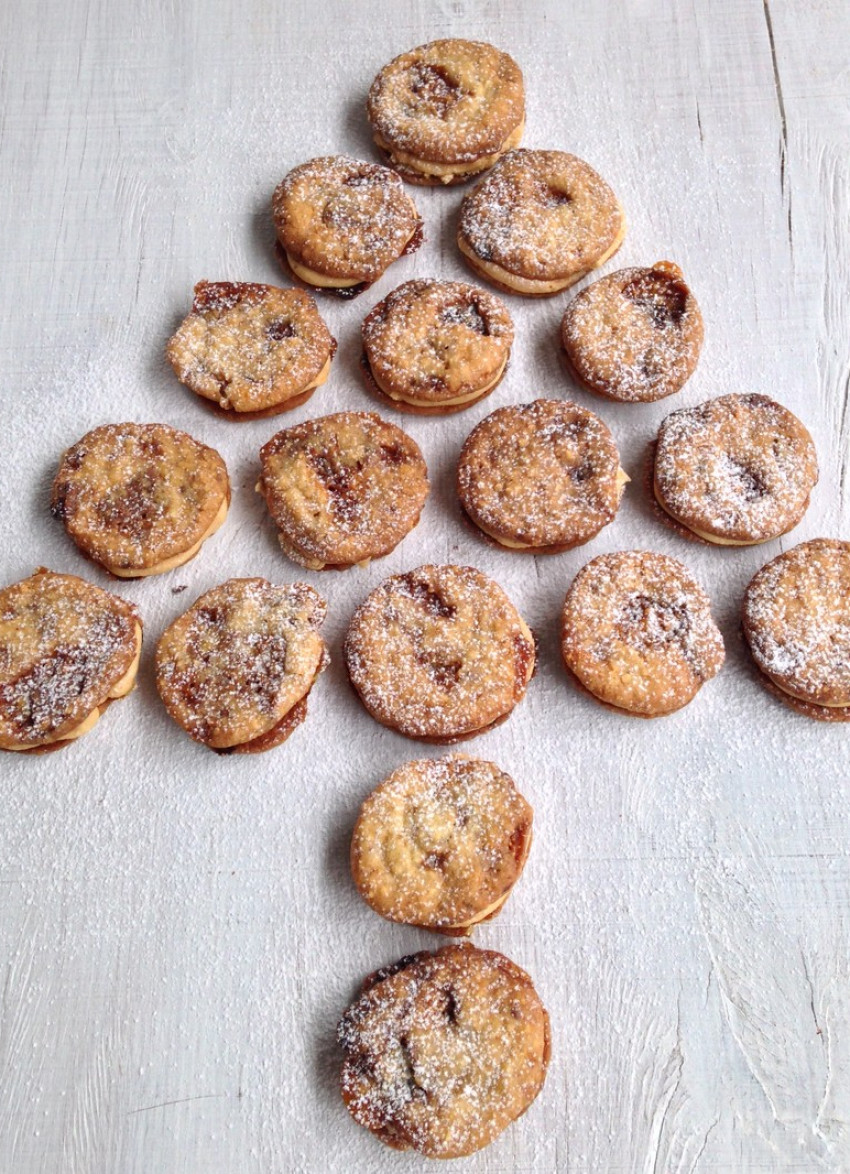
[0,569,141,752]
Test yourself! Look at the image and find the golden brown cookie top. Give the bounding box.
[0,569,141,750]
[654,394,818,543]
[257,411,429,570]
[51,422,230,575]
[155,577,327,750]
[350,756,532,931]
[166,281,335,415]
[561,550,725,716]
[338,943,550,1158]
[458,149,623,282]
[344,564,535,741]
[562,262,703,402]
[742,539,850,708]
[457,399,624,550]
[361,279,513,406]
[367,39,525,165]
[272,156,422,283]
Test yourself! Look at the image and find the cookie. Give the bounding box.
[457,399,628,552]
[256,411,429,570]
[561,262,703,402]
[271,156,422,296]
[344,564,535,742]
[338,943,550,1157]
[653,394,818,545]
[350,756,532,934]
[457,149,625,296]
[367,39,525,186]
[560,550,725,716]
[0,569,141,752]
[51,422,230,577]
[742,539,850,720]
[166,281,336,417]
[361,278,514,414]
[155,577,327,753]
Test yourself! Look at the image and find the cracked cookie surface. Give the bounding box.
[457,399,626,551]
[338,943,550,1157]
[351,756,532,933]
[156,577,327,752]
[361,278,513,413]
[562,262,702,401]
[51,422,230,576]
[0,569,141,751]
[367,39,525,185]
[653,393,817,544]
[560,550,724,716]
[166,281,335,416]
[257,411,428,570]
[742,538,850,720]
[344,564,535,742]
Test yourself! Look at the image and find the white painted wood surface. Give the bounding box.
[1,1,848,1170]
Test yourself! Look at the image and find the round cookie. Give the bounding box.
[166,281,336,417]
[350,756,533,934]
[560,550,725,716]
[457,399,628,552]
[155,578,327,753]
[367,39,525,186]
[256,411,429,570]
[561,262,703,402]
[742,538,850,721]
[271,156,422,295]
[338,943,550,1158]
[457,149,625,296]
[344,564,536,742]
[653,393,818,545]
[51,422,230,577]
[0,569,142,752]
[361,279,514,413]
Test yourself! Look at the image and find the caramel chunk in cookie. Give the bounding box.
[742,539,850,720]
[457,149,625,296]
[338,944,550,1157]
[653,393,818,545]
[561,550,724,716]
[51,422,230,577]
[257,411,429,570]
[166,281,336,417]
[367,39,525,185]
[562,262,703,402]
[155,577,327,753]
[0,569,141,752]
[344,564,535,742]
[272,156,422,294]
[350,756,532,934]
[361,278,513,414]
[457,399,628,552]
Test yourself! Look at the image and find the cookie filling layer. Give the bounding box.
[369,355,508,408]
[33,622,143,748]
[110,494,230,578]
[286,224,419,288]
[652,480,782,547]
[374,118,525,182]
[458,210,626,295]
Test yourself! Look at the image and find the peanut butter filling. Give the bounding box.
[370,355,507,408]
[458,209,627,295]
[374,118,525,182]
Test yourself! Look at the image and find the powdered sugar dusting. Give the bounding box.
[351,756,532,929]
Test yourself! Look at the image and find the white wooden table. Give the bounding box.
[1,2,848,1170]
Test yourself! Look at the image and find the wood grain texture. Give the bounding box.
[0,0,849,1170]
